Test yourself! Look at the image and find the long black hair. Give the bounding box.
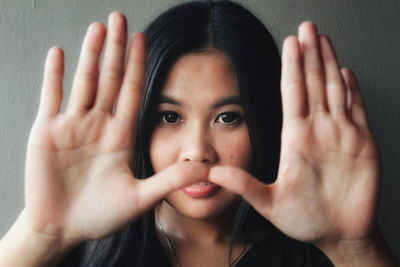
[60,1,282,266]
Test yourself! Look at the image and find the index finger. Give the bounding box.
[115,32,147,127]
[208,166,273,216]
[281,36,307,120]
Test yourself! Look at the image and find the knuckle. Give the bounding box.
[126,79,144,92]
[238,175,252,192]
[307,68,324,83]
[129,54,146,70]
[86,45,102,57]
[328,76,344,87]
[43,83,63,96]
[95,97,112,110]
[331,104,346,115]
[77,70,98,84]
[282,80,303,90]
[49,66,64,76]
[112,35,127,47]
[102,66,123,81]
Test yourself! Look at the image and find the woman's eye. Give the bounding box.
[161,112,180,124]
[216,112,242,124]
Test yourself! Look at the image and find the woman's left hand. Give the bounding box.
[209,22,380,248]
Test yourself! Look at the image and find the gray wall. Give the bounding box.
[1,0,399,260]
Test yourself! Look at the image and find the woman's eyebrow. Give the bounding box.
[211,95,243,108]
[158,94,182,106]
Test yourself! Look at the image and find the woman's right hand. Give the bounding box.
[22,12,208,251]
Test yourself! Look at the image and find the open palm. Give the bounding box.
[23,13,208,248]
[209,22,380,246]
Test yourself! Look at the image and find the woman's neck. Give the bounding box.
[156,201,239,245]
[155,201,270,267]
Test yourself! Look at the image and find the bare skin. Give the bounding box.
[209,23,398,266]
[149,50,264,267]
[0,12,209,267]
[0,12,398,267]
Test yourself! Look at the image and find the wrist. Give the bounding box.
[315,229,399,267]
[0,210,74,267]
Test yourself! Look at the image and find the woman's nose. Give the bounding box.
[178,126,217,164]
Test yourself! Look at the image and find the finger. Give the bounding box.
[38,47,64,118]
[115,32,146,129]
[281,36,307,119]
[66,23,106,114]
[341,68,369,128]
[94,12,127,112]
[320,35,347,117]
[209,166,273,217]
[134,162,209,212]
[299,22,327,114]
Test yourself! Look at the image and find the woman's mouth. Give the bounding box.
[181,181,220,198]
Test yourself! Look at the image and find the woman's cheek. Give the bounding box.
[216,128,252,170]
[150,125,252,172]
[149,128,180,172]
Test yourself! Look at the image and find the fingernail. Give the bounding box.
[110,13,116,27]
[87,23,96,33]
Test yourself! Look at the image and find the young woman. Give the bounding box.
[0,1,398,266]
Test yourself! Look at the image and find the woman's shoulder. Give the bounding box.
[236,227,334,267]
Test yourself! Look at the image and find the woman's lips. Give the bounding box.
[181,181,220,198]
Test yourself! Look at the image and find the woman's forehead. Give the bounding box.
[160,49,239,100]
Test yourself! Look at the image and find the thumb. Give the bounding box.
[209,166,274,217]
[135,162,209,211]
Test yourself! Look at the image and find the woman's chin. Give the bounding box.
[163,190,241,221]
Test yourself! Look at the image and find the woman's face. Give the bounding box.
[150,50,252,220]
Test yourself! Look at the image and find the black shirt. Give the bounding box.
[147,227,334,267]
